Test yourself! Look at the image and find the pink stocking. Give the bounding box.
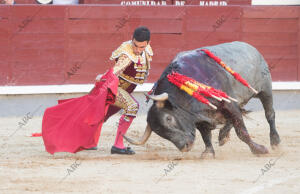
[113,115,134,149]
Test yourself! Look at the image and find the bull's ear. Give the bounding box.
[154,99,173,109]
[155,100,165,109]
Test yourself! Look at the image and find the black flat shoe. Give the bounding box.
[111,146,135,155]
[85,146,98,150]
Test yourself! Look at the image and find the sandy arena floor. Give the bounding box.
[0,110,299,194]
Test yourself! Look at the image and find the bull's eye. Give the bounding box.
[166,115,172,123]
[162,114,176,127]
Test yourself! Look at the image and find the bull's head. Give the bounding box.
[123,93,196,152]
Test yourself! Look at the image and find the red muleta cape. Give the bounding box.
[42,68,118,154]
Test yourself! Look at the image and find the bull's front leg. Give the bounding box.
[197,123,215,159]
[223,108,269,155]
[218,120,233,146]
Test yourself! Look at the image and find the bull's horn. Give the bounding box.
[144,92,168,101]
[123,124,152,145]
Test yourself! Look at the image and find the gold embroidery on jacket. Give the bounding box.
[110,40,153,85]
[112,54,132,76]
[118,78,132,90]
[110,40,153,65]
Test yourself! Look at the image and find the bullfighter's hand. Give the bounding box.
[95,74,103,82]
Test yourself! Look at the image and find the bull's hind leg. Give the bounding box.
[257,90,280,148]
[222,104,269,155]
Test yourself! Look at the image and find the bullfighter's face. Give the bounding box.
[131,39,148,55]
[147,100,196,152]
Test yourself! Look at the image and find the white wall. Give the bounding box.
[252,0,300,5]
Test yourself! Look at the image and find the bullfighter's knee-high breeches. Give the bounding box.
[112,87,139,149]
[113,87,139,120]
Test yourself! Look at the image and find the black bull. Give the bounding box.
[124,41,281,157]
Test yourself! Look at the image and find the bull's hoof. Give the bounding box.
[270,132,281,149]
[219,135,230,146]
[200,148,215,159]
[250,143,269,155]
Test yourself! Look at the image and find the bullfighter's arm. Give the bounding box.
[112,54,132,76]
[95,54,131,81]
